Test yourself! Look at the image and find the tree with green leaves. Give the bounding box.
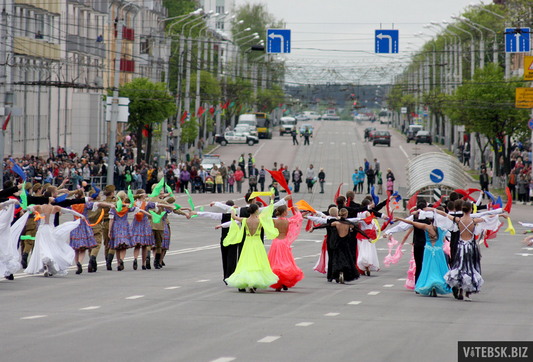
[444,63,530,174]
[221,78,253,127]
[114,78,177,162]
[255,84,284,112]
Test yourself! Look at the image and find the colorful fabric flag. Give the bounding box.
[406,191,419,211]
[197,106,205,118]
[485,191,497,207]
[495,196,503,209]
[334,183,343,203]
[249,191,273,199]
[370,186,379,206]
[209,107,215,116]
[55,193,67,203]
[255,196,268,207]
[266,169,293,209]
[504,187,512,213]
[128,186,135,205]
[150,210,166,224]
[9,158,26,181]
[222,101,228,109]
[20,182,28,210]
[229,102,235,108]
[165,184,174,197]
[294,199,316,213]
[116,197,123,213]
[174,203,181,210]
[432,195,444,208]
[91,183,100,199]
[149,178,165,197]
[185,189,195,210]
[180,111,188,125]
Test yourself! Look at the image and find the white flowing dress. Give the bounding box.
[25,209,80,276]
[0,201,30,277]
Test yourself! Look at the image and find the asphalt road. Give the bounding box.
[2,120,532,362]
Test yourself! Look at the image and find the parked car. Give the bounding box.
[280,117,297,135]
[235,123,258,137]
[322,114,341,121]
[364,126,376,140]
[295,114,310,122]
[406,124,423,143]
[303,111,321,120]
[415,130,432,145]
[200,155,221,172]
[372,130,391,147]
[356,114,370,122]
[299,124,313,135]
[215,131,259,146]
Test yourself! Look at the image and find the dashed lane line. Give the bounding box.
[210,358,236,362]
[296,322,314,327]
[164,286,181,290]
[21,315,47,320]
[79,306,101,311]
[367,291,380,296]
[196,279,210,283]
[324,313,340,317]
[257,336,280,343]
[125,295,144,300]
[383,284,394,288]
[399,145,410,160]
[348,301,362,305]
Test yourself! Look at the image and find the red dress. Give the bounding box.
[268,212,304,290]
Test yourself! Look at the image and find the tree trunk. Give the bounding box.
[136,126,144,164]
[146,124,153,165]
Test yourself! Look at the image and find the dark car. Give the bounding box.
[406,125,423,143]
[364,127,376,140]
[373,130,391,147]
[415,130,432,145]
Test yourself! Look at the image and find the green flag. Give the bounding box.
[150,210,166,224]
[166,184,174,197]
[191,206,203,218]
[128,186,135,206]
[116,197,123,212]
[20,182,28,210]
[229,101,235,108]
[149,178,165,198]
[20,235,35,241]
[185,189,195,210]
[174,203,182,210]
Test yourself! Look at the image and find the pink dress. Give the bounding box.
[405,247,416,290]
[313,235,328,274]
[268,212,304,290]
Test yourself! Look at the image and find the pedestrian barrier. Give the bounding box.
[406,152,468,199]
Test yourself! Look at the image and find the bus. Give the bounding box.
[253,112,273,139]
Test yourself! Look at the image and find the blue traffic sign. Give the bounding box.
[430,169,444,184]
[375,30,399,54]
[505,27,530,53]
[267,29,291,54]
[529,118,533,131]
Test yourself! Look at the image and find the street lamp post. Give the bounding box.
[454,15,484,69]
[444,21,475,80]
[462,15,498,64]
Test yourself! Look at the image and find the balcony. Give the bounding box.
[114,27,135,41]
[13,37,60,60]
[15,0,60,15]
[113,59,135,73]
[67,0,108,13]
[66,34,106,58]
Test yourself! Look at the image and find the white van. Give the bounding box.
[280,116,297,136]
[303,111,320,121]
[237,114,258,136]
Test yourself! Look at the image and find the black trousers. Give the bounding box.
[221,241,242,280]
[414,244,425,283]
[292,136,299,145]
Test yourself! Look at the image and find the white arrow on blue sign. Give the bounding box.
[375,30,399,54]
[505,27,530,53]
[430,169,444,184]
[529,118,533,131]
[267,29,291,54]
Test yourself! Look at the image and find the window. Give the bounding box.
[216,6,224,13]
[216,21,224,30]
[140,39,150,54]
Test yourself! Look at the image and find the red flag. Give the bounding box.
[504,186,512,213]
[2,111,11,131]
[406,192,419,211]
[334,183,343,204]
[209,107,215,115]
[266,169,293,210]
[180,111,188,125]
[222,101,229,109]
[455,189,476,202]
[142,126,149,137]
[197,106,205,118]
[262,105,267,110]
[363,214,374,224]
[255,196,267,207]
[467,188,481,195]
[305,219,313,232]
[279,103,284,108]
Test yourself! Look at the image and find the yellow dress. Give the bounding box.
[223,204,279,290]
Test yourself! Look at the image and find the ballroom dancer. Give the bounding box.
[268,205,304,291]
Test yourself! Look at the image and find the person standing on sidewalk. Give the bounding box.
[306,164,315,193]
[318,168,325,194]
[479,168,489,197]
[259,166,266,192]
[292,167,303,193]
[366,165,375,194]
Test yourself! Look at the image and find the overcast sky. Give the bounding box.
[233,0,494,83]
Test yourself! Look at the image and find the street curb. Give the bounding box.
[206,145,221,155]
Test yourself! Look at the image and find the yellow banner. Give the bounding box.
[515,87,533,108]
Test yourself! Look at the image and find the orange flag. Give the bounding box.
[294,199,316,213]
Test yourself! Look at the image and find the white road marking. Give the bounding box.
[367,291,380,296]
[257,336,280,343]
[197,279,210,283]
[164,286,181,290]
[297,239,324,243]
[515,253,532,256]
[21,315,47,320]
[211,358,236,362]
[348,301,362,305]
[319,142,323,144]
[324,313,340,317]
[399,145,410,160]
[383,284,394,288]
[522,247,533,251]
[397,278,407,281]
[352,142,356,145]
[325,182,333,185]
[79,306,101,310]
[296,322,314,327]
[376,248,389,251]
[252,142,265,158]
[341,142,346,145]
[330,142,335,145]
[125,295,145,300]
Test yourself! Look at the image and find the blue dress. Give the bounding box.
[162,213,170,250]
[69,202,97,250]
[130,201,156,246]
[109,207,136,250]
[415,227,452,296]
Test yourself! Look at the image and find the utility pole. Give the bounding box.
[0,10,7,179]
[107,20,123,187]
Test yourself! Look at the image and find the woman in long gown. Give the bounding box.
[268,205,304,291]
[394,216,451,297]
[0,199,29,280]
[312,208,368,284]
[222,202,279,293]
[25,192,86,277]
[356,209,380,276]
